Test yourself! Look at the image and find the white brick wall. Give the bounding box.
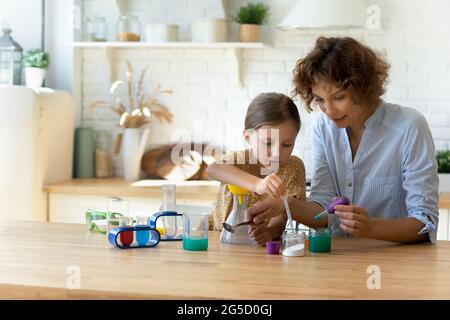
[80,0,450,177]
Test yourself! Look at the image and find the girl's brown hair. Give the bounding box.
[292,36,390,112]
[245,92,301,131]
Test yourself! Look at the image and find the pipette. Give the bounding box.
[313,197,350,221]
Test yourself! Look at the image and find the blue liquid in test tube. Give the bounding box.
[136,216,150,246]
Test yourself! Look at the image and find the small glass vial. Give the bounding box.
[282,230,305,257]
[116,13,141,41]
[309,228,332,253]
[84,15,107,42]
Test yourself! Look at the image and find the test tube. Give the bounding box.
[119,216,134,246]
[136,215,150,246]
[107,198,129,244]
[162,184,176,212]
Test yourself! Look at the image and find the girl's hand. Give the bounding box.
[248,220,272,246]
[254,174,286,199]
[334,205,373,237]
[246,198,285,225]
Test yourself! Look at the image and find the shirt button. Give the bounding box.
[347,182,353,187]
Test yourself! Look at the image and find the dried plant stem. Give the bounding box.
[126,60,135,111]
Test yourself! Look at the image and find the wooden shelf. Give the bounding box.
[68,41,270,87]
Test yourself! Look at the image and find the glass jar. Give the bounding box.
[309,228,332,253]
[281,230,305,257]
[116,14,141,41]
[84,15,107,42]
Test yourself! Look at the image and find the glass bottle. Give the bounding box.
[84,15,107,42]
[220,185,255,245]
[116,13,141,41]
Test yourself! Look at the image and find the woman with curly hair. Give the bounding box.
[247,37,439,244]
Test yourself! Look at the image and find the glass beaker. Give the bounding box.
[107,198,129,241]
[309,228,332,253]
[282,230,306,257]
[182,212,209,251]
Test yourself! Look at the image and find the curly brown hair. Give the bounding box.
[292,37,390,112]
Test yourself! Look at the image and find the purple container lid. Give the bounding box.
[266,241,280,255]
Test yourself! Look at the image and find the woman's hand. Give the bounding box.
[254,174,286,199]
[334,205,373,237]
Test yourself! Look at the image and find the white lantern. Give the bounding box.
[0,26,23,85]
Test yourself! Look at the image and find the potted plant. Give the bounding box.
[232,3,269,42]
[437,150,450,192]
[22,49,50,87]
[90,60,174,181]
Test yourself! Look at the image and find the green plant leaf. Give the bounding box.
[232,3,269,25]
[21,49,50,69]
[436,150,450,173]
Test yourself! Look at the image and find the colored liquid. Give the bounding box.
[136,229,150,246]
[309,234,331,253]
[120,230,134,246]
[183,237,208,251]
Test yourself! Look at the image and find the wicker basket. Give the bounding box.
[239,24,261,42]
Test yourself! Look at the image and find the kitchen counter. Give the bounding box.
[43,179,220,224]
[1,220,450,299]
[44,178,220,198]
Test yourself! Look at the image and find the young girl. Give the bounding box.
[206,92,306,246]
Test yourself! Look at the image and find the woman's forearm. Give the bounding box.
[368,218,429,243]
[206,163,260,192]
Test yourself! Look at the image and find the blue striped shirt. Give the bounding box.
[308,100,439,243]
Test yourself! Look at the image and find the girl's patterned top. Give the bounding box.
[209,149,306,231]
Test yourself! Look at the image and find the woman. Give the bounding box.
[246,36,439,244]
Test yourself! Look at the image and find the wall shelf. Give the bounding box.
[68,41,270,87]
[68,41,269,49]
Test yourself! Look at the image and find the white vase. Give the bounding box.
[438,173,450,192]
[24,67,46,87]
[122,127,150,181]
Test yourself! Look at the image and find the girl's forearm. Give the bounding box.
[368,218,429,243]
[206,163,260,192]
[268,214,288,240]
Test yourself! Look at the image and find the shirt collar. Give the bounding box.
[363,99,386,129]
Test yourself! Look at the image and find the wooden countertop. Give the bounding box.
[44,178,220,197]
[1,220,450,299]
